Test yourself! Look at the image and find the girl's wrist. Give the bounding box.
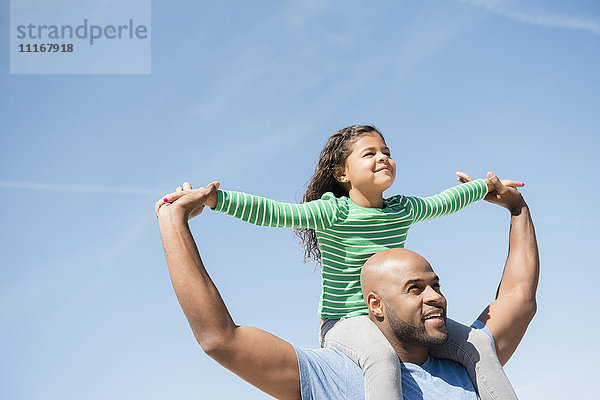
[205,190,218,209]
[483,178,492,192]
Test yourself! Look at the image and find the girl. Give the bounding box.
[159,125,522,399]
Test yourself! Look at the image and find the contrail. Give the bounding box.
[460,0,600,35]
[0,181,162,196]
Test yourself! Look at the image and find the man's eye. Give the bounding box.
[409,285,422,294]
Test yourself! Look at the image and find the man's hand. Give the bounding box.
[155,181,220,219]
[456,172,525,214]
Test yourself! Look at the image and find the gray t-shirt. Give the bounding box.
[295,322,494,400]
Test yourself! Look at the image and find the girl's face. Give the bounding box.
[337,133,396,194]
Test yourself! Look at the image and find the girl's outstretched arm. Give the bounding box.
[456,171,524,203]
[403,179,489,223]
[403,172,524,224]
[211,188,341,230]
[159,183,342,230]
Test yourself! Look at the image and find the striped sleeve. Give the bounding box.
[404,179,488,224]
[213,189,340,230]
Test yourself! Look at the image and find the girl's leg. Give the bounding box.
[428,318,518,400]
[322,315,403,400]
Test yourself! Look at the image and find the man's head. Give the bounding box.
[361,248,448,351]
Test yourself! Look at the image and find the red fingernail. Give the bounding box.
[163,197,168,202]
[521,182,525,187]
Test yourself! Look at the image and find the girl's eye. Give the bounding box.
[364,152,375,157]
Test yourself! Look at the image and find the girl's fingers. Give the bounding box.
[455,171,524,188]
[155,197,167,216]
[155,195,174,216]
[456,171,473,183]
[501,179,525,188]
[163,191,184,203]
[155,191,188,215]
[155,181,211,217]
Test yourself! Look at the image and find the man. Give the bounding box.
[156,173,539,399]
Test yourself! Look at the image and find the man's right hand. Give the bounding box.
[155,181,220,220]
[457,171,526,215]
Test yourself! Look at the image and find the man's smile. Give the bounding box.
[422,308,446,325]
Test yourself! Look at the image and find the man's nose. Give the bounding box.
[423,286,444,304]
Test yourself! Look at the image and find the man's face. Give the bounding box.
[383,263,448,347]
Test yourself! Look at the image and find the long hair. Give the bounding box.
[295,125,384,264]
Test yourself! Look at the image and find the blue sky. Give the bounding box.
[1,1,599,399]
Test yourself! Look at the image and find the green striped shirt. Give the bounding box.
[214,179,488,319]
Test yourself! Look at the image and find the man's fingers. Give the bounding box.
[487,172,507,193]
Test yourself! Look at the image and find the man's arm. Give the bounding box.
[470,173,540,366]
[157,184,301,400]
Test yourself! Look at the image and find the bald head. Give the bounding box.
[361,248,448,358]
[361,248,434,299]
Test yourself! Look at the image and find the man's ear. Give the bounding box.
[334,166,348,183]
[366,292,384,318]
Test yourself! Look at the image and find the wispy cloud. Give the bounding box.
[286,0,332,27]
[0,181,161,196]
[393,9,475,80]
[461,0,600,35]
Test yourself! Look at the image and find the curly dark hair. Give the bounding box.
[295,125,384,264]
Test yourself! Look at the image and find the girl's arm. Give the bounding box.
[212,189,340,230]
[403,179,489,224]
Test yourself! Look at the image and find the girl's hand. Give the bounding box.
[456,171,524,210]
[155,181,220,219]
[456,171,524,192]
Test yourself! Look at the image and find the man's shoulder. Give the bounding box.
[295,322,496,400]
[294,346,481,400]
[294,347,364,400]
